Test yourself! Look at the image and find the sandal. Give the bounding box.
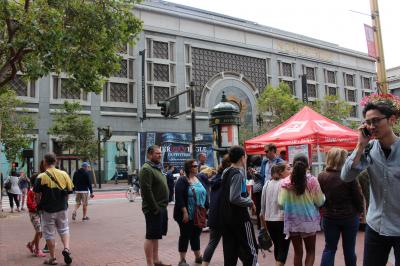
[72,211,76,221]
[26,242,34,253]
[62,248,72,265]
[43,257,58,265]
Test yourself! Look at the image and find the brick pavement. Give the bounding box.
[0,200,393,266]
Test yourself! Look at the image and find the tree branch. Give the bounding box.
[24,0,30,11]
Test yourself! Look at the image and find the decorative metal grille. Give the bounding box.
[282,63,292,77]
[307,84,317,97]
[114,60,128,78]
[153,41,169,59]
[60,79,81,99]
[347,89,356,102]
[11,75,28,96]
[328,87,337,96]
[346,74,355,87]
[110,83,128,102]
[154,86,170,103]
[350,106,358,117]
[363,77,371,89]
[191,47,267,106]
[153,64,169,82]
[327,71,336,84]
[306,67,315,80]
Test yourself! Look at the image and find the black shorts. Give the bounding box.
[145,207,168,240]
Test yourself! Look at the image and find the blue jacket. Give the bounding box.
[260,156,284,186]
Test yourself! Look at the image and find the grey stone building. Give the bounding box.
[388,66,400,96]
[2,0,377,180]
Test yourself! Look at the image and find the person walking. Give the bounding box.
[26,173,46,257]
[72,162,94,221]
[318,148,364,266]
[18,170,30,211]
[278,153,325,266]
[4,169,22,212]
[174,159,207,266]
[33,152,74,265]
[248,156,263,229]
[341,95,400,266]
[139,145,171,266]
[219,145,258,266]
[202,155,230,266]
[260,162,291,266]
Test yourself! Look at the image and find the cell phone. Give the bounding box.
[362,127,371,138]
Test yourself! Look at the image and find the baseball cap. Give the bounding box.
[81,162,91,167]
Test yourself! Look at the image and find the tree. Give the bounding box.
[48,101,98,163]
[257,82,304,131]
[0,89,33,164]
[308,95,352,124]
[0,0,143,94]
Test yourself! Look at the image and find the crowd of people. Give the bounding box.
[139,98,399,266]
[2,95,399,266]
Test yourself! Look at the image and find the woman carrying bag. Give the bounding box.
[5,169,22,212]
[173,159,207,266]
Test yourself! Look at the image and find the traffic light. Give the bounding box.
[158,101,170,117]
[102,126,112,141]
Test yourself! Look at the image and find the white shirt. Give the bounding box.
[260,179,284,221]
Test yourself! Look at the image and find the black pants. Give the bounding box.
[363,224,400,266]
[266,221,290,263]
[203,227,222,262]
[222,221,258,266]
[178,220,202,252]
[253,191,262,229]
[7,192,20,209]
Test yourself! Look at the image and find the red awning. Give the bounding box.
[245,106,359,154]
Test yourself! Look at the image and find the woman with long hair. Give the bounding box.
[278,154,325,266]
[173,159,207,266]
[260,162,291,266]
[5,169,22,212]
[318,148,364,266]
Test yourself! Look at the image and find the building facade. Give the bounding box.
[388,66,400,96]
[1,0,377,179]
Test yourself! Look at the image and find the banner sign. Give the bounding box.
[364,24,377,58]
[287,144,311,164]
[140,132,214,170]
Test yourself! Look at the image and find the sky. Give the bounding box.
[167,0,399,69]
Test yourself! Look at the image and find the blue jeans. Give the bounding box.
[363,224,400,266]
[320,216,359,266]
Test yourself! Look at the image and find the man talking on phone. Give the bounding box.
[341,96,400,266]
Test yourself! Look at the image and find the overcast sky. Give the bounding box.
[168,0,399,69]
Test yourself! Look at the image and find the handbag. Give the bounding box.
[191,186,207,228]
[258,228,273,251]
[4,180,11,190]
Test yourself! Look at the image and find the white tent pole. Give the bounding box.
[317,144,323,174]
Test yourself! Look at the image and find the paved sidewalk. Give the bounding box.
[0,200,389,266]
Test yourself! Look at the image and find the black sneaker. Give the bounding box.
[195,256,203,264]
[82,216,90,221]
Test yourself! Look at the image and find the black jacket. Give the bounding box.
[73,168,93,194]
[173,176,208,224]
[207,172,223,228]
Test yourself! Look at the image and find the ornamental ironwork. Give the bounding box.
[11,75,28,96]
[307,84,317,98]
[306,67,315,81]
[110,82,128,102]
[153,41,169,59]
[154,63,169,82]
[114,60,128,78]
[191,47,266,106]
[154,86,170,103]
[327,71,336,84]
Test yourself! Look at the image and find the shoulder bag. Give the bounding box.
[191,186,207,228]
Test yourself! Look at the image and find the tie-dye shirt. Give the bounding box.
[278,173,325,238]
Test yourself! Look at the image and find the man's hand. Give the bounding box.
[182,212,189,223]
[90,194,94,198]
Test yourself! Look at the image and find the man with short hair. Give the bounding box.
[197,152,208,171]
[34,152,74,265]
[139,145,171,266]
[260,143,283,185]
[72,162,94,221]
[341,99,400,266]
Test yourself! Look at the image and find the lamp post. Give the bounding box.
[256,113,264,131]
[209,92,241,164]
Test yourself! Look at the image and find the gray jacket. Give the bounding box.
[5,175,22,195]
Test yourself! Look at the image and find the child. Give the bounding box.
[26,173,46,257]
[260,162,292,266]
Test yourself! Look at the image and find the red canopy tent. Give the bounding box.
[245,106,359,155]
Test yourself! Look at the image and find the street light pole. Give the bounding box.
[97,128,102,189]
[190,81,197,160]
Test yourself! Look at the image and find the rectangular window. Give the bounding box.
[282,62,293,77]
[110,82,128,102]
[153,63,169,82]
[307,84,317,98]
[153,41,169,59]
[350,106,358,117]
[346,89,356,102]
[326,70,336,84]
[53,76,87,101]
[128,59,134,79]
[346,74,355,87]
[363,77,371,90]
[326,86,337,96]
[363,91,371,97]
[114,60,128,78]
[185,44,191,64]
[306,67,316,81]
[10,75,28,97]
[282,80,295,95]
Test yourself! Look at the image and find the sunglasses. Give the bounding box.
[192,165,198,168]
